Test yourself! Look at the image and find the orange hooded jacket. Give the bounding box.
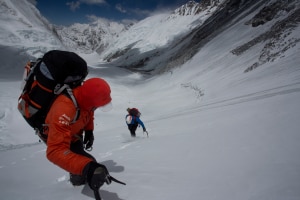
[45,78,112,175]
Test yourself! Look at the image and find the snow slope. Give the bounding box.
[1,0,300,200]
[0,0,63,58]
[1,15,300,200]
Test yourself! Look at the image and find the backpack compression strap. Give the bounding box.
[55,84,80,123]
[66,86,80,123]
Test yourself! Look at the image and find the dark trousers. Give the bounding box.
[70,139,96,161]
[69,140,96,185]
[128,124,138,137]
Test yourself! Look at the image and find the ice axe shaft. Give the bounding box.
[93,175,126,200]
[144,131,149,137]
[93,189,101,200]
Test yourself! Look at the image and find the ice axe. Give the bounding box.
[93,175,126,200]
[144,130,149,137]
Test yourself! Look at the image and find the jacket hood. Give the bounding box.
[74,78,112,111]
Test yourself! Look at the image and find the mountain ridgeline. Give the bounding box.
[0,0,299,76]
[55,0,300,75]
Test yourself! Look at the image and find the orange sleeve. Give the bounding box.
[85,111,94,131]
[46,96,93,175]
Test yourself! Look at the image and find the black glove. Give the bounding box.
[84,130,94,150]
[86,162,111,190]
[143,128,146,132]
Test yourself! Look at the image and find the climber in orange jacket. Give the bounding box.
[45,77,113,189]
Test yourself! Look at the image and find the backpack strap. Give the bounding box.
[54,83,68,95]
[58,84,80,123]
[131,115,137,124]
[65,86,80,123]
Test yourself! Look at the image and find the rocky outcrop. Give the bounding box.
[247,0,297,27]
[230,0,300,73]
[160,0,267,74]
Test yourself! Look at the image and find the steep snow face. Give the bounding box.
[0,1,300,200]
[0,0,63,58]
[154,0,300,74]
[99,0,296,74]
[0,5,300,200]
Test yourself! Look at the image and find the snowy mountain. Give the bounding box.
[1,0,300,200]
[1,0,299,76]
[99,0,223,73]
[0,0,63,53]
[55,18,132,54]
[0,0,64,79]
[53,0,216,57]
[99,0,300,74]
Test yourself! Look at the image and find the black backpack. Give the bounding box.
[17,50,88,142]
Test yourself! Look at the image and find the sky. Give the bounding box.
[35,0,191,25]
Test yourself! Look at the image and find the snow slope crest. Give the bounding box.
[170,0,224,17]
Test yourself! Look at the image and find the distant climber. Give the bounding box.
[125,108,148,137]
